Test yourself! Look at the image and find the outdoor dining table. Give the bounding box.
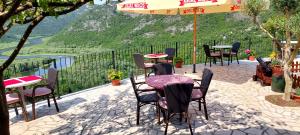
[146,74,194,90]
[4,75,43,121]
[212,45,232,66]
[144,53,168,63]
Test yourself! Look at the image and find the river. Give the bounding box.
[0,37,74,75]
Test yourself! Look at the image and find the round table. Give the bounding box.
[212,45,232,66]
[144,53,168,63]
[146,75,194,90]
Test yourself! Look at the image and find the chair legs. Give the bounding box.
[203,98,208,120]
[14,104,19,115]
[47,96,51,107]
[198,99,201,111]
[136,102,140,125]
[163,112,193,135]
[52,93,59,112]
[236,54,239,64]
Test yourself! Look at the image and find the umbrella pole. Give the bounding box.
[192,9,197,73]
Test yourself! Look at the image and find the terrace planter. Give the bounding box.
[272,65,283,75]
[291,92,300,101]
[248,56,255,61]
[175,62,183,68]
[111,80,121,86]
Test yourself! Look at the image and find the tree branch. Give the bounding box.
[288,38,300,65]
[0,21,13,38]
[0,16,45,71]
[42,0,92,17]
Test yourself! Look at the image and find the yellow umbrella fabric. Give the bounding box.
[117,0,242,72]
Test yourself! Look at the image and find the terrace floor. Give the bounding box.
[9,60,300,135]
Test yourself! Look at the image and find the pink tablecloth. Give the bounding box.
[146,75,193,90]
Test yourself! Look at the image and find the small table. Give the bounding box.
[212,45,232,66]
[146,75,194,90]
[144,53,168,63]
[4,75,43,121]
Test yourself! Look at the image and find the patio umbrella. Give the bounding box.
[117,0,242,73]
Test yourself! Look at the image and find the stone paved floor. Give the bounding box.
[9,60,300,135]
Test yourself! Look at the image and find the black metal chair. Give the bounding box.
[133,53,155,78]
[158,48,176,73]
[158,83,194,135]
[223,42,241,65]
[203,45,223,67]
[153,63,173,75]
[129,73,159,125]
[192,68,213,120]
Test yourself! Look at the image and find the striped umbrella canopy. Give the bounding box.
[117,0,243,73]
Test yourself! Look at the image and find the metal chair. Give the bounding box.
[133,53,155,78]
[24,68,59,119]
[6,92,28,121]
[192,68,213,120]
[158,48,176,73]
[203,45,223,67]
[223,42,241,65]
[153,63,173,75]
[158,83,194,135]
[130,73,158,125]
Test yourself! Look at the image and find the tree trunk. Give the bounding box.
[0,71,9,135]
[283,62,292,101]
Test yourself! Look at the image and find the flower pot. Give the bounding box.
[272,65,283,75]
[291,92,300,101]
[111,80,121,86]
[248,56,255,61]
[175,62,183,68]
[271,74,285,93]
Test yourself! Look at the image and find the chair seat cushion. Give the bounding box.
[139,93,158,103]
[6,93,19,104]
[158,97,167,109]
[145,63,155,68]
[24,87,52,97]
[223,52,237,56]
[192,89,203,100]
[210,52,221,57]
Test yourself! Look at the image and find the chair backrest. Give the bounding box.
[165,48,175,60]
[200,68,213,97]
[153,63,173,75]
[133,53,145,68]
[231,42,241,53]
[47,68,58,90]
[129,73,140,101]
[163,83,194,114]
[203,45,211,57]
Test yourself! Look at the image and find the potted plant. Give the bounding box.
[245,49,256,61]
[174,57,183,68]
[269,52,283,75]
[291,88,300,101]
[107,69,123,86]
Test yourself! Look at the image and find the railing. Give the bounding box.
[4,38,273,97]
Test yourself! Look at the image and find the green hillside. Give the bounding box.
[45,4,270,50]
[2,4,273,57]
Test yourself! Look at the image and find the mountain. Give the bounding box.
[46,4,270,50]
[0,5,89,42]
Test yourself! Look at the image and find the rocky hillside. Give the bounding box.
[46,4,269,49]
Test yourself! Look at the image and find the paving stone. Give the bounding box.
[8,62,300,135]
